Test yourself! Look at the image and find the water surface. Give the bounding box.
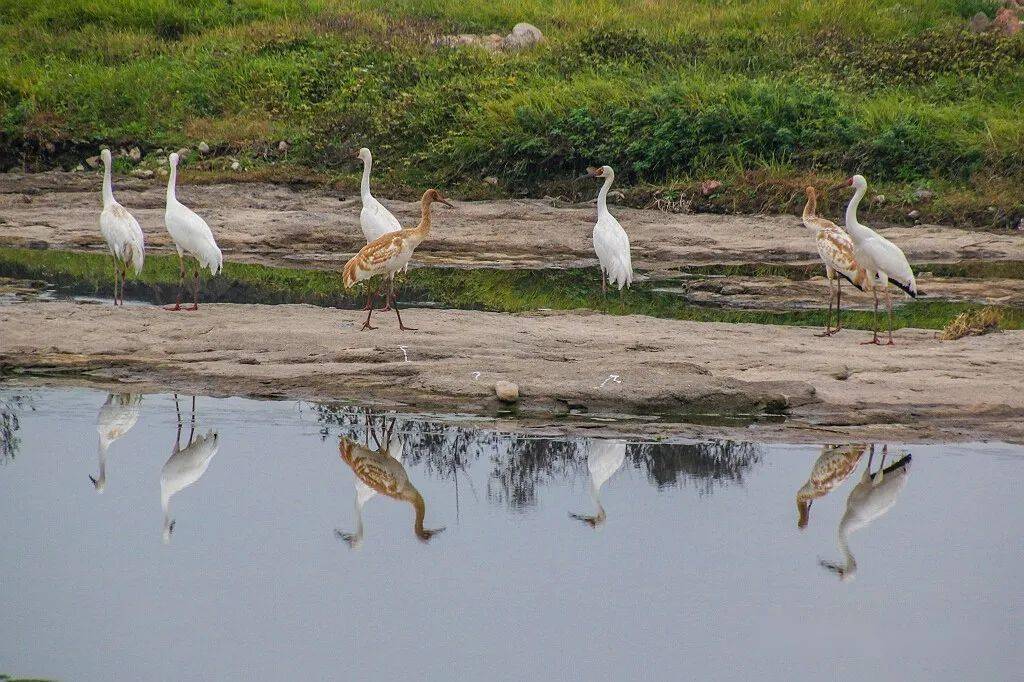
[1,387,1020,681]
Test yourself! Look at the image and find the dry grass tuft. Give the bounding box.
[939,308,1003,340]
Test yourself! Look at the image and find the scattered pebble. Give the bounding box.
[483,176,498,185]
[177,147,190,158]
[494,380,519,403]
[130,168,154,179]
[873,194,886,204]
[85,156,101,169]
[277,140,290,152]
[914,188,935,202]
[198,141,210,154]
[128,147,141,162]
[831,365,852,381]
[908,210,921,219]
[73,164,84,172]
[230,161,241,171]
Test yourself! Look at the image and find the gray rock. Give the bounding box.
[198,141,210,154]
[277,140,290,153]
[128,147,141,162]
[502,22,544,50]
[913,188,935,202]
[483,176,498,185]
[130,168,154,179]
[230,161,241,171]
[908,209,921,219]
[85,155,102,169]
[177,147,190,158]
[494,380,519,403]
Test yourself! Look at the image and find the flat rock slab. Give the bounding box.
[2,172,1022,270]
[2,301,1021,443]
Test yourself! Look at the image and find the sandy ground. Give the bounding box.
[3,301,1021,443]
[2,170,1023,273]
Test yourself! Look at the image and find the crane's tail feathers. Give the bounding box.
[890,278,918,298]
[879,453,912,476]
[129,241,145,276]
[836,270,866,293]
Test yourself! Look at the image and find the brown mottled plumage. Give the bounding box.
[343,188,453,330]
[796,444,867,529]
[803,186,867,336]
[339,436,444,543]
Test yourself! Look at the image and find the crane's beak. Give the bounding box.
[440,198,454,209]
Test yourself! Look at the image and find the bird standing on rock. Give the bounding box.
[801,186,867,336]
[836,175,919,345]
[343,188,454,331]
[357,147,403,311]
[584,165,633,297]
[164,152,223,311]
[99,148,144,305]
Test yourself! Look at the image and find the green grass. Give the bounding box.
[0,0,1022,227]
[3,246,1021,332]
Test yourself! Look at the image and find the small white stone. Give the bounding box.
[198,141,210,154]
[908,209,921,219]
[494,380,519,403]
[73,164,84,172]
[231,161,241,171]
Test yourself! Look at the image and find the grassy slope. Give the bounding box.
[1,0,1022,226]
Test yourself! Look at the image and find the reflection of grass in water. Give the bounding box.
[1,246,1021,331]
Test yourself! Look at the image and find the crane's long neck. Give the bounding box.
[411,195,434,242]
[102,159,114,207]
[802,192,816,222]
[844,184,870,242]
[161,487,172,544]
[96,437,108,488]
[360,155,372,201]
[597,174,613,218]
[166,163,177,204]
[411,489,428,540]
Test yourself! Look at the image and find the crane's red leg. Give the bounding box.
[835,278,843,332]
[185,262,199,311]
[360,285,380,330]
[376,274,391,311]
[884,288,895,345]
[165,253,185,310]
[816,275,836,336]
[861,287,881,344]
[393,298,416,331]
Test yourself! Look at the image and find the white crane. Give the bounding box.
[99,148,144,305]
[160,395,219,544]
[90,393,142,493]
[571,439,627,528]
[584,166,633,296]
[838,175,919,345]
[820,445,912,580]
[801,186,866,336]
[164,152,222,311]
[357,147,403,311]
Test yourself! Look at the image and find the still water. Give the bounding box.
[1,387,1020,681]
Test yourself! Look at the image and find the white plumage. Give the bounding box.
[588,165,633,292]
[357,147,402,242]
[571,439,627,528]
[99,149,144,305]
[164,152,222,309]
[91,393,142,493]
[160,426,219,544]
[821,446,912,580]
[841,174,918,344]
